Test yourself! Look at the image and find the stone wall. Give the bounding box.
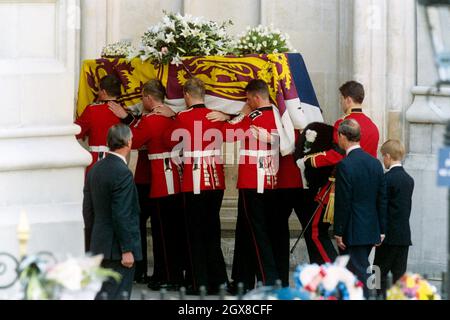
[0,0,90,295]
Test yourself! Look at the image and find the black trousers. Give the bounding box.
[95,260,135,300]
[135,184,151,279]
[231,189,280,290]
[292,188,337,265]
[149,194,186,284]
[340,245,373,298]
[374,244,409,298]
[184,190,228,290]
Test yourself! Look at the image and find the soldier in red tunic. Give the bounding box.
[110,80,186,291]
[303,81,380,169]
[77,75,126,251]
[164,78,228,295]
[218,79,282,292]
[110,101,153,284]
[293,122,338,265]
[75,75,125,176]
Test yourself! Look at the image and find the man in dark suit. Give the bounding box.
[375,139,414,298]
[83,123,142,300]
[334,119,387,298]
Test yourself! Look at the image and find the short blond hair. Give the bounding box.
[183,77,205,99]
[381,139,405,161]
[142,79,166,102]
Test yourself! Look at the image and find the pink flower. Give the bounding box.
[161,47,169,55]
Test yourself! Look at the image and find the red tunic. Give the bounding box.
[309,108,380,168]
[75,101,122,173]
[134,149,151,185]
[222,106,278,192]
[277,131,303,189]
[165,104,226,194]
[132,114,181,198]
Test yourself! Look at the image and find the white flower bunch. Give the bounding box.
[138,11,234,65]
[18,254,120,300]
[101,41,136,58]
[234,24,295,55]
[304,129,318,154]
[305,129,318,143]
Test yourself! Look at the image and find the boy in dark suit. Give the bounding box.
[374,139,414,299]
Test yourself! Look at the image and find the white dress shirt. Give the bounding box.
[388,163,403,171]
[109,151,127,164]
[346,145,361,156]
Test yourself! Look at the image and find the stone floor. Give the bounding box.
[131,235,447,300]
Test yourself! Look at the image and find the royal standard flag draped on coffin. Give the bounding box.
[76,53,323,156]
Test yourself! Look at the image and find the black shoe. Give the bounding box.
[208,283,229,296]
[134,274,150,284]
[147,280,168,291]
[166,283,181,292]
[227,282,252,296]
[184,285,200,296]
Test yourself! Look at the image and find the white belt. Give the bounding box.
[163,158,175,195]
[147,152,176,195]
[184,150,222,158]
[239,149,278,157]
[148,151,180,161]
[184,150,221,195]
[89,146,109,153]
[240,149,278,194]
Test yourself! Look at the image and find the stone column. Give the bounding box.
[352,0,388,142]
[0,0,91,269]
[386,0,416,142]
[352,0,416,145]
[80,0,108,60]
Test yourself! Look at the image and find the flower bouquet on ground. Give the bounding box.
[18,254,120,300]
[293,256,365,300]
[243,256,364,300]
[387,273,441,300]
[137,11,234,65]
[234,24,295,55]
[101,41,136,59]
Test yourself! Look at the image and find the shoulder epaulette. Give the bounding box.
[178,108,192,115]
[88,101,106,107]
[304,152,327,168]
[249,110,263,120]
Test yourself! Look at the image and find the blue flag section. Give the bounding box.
[287,53,321,110]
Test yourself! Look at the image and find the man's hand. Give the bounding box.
[152,105,176,118]
[250,125,272,144]
[376,234,386,247]
[206,111,231,122]
[108,101,128,119]
[334,236,346,251]
[121,252,135,269]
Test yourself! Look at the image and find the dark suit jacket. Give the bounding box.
[83,153,142,261]
[334,148,387,246]
[384,166,414,246]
